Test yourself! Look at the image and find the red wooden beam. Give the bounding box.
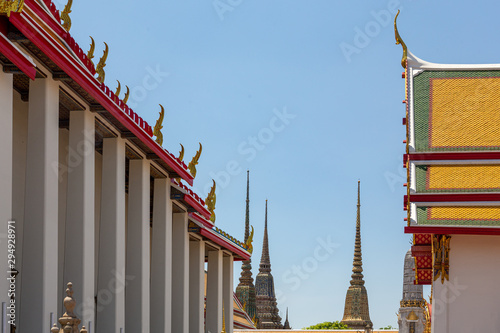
[405,226,500,236]
[0,27,36,80]
[406,193,500,204]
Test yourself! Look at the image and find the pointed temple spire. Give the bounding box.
[340,181,373,330]
[235,171,258,321]
[259,200,271,272]
[255,200,282,329]
[283,307,291,329]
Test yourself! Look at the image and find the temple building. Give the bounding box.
[0,1,251,332]
[255,200,283,329]
[394,10,500,333]
[235,171,258,322]
[397,250,426,333]
[340,181,373,330]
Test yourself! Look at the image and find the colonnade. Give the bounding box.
[0,69,235,333]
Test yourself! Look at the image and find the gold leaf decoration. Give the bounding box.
[0,0,24,17]
[115,80,121,97]
[394,10,408,68]
[96,42,109,84]
[123,85,130,104]
[188,142,202,179]
[178,144,185,162]
[205,180,216,223]
[245,225,254,253]
[87,36,95,65]
[61,0,73,31]
[153,104,165,146]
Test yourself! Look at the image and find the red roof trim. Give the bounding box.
[189,212,214,229]
[200,228,250,261]
[406,193,500,203]
[184,195,211,220]
[10,4,194,185]
[405,226,500,236]
[405,152,500,163]
[0,28,36,80]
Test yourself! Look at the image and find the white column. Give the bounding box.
[172,212,189,333]
[96,137,126,332]
[125,159,150,333]
[189,239,205,333]
[150,178,172,333]
[223,254,234,333]
[58,128,68,320]
[11,90,28,329]
[0,70,13,327]
[19,77,60,332]
[206,249,223,333]
[64,110,95,326]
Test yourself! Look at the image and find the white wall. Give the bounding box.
[432,235,500,333]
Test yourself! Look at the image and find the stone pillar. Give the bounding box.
[19,77,60,332]
[63,110,95,327]
[96,137,126,332]
[126,158,151,333]
[58,128,68,320]
[223,254,234,333]
[189,239,205,333]
[206,249,223,333]
[0,70,13,325]
[172,212,189,333]
[150,178,172,333]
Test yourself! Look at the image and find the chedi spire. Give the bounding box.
[255,200,282,329]
[235,171,257,320]
[340,181,373,330]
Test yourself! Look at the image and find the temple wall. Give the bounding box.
[432,235,500,333]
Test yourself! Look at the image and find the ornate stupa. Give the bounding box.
[235,171,258,321]
[340,181,373,330]
[255,200,282,329]
[397,250,426,333]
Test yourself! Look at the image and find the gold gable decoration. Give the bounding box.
[153,104,165,146]
[61,0,73,31]
[394,10,408,69]
[205,180,216,223]
[188,143,202,179]
[432,235,451,284]
[0,0,24,17]
[96,42,109,84]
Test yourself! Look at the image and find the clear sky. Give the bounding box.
[65,0,499,328]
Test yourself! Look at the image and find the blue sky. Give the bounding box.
[64,0,499,328]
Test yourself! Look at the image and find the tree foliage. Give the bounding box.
[303,321,349,330]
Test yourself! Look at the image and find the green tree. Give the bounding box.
[303,321,349,329]
[379,325,395,329]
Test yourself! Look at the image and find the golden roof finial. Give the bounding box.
[205,180,216,223]
[245,225,254,253]
[178,144,185,161]
[153,104,165,146]
[87,36,95,65]
[61,0,73,31]
[96,42,109,83]
[188,143,202,178]
[115,80,121,97]
[394,10,408,68]
[123,85,130,104]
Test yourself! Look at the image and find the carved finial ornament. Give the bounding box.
[87,36,95,65]
[0,0,24,17]
[61,0,73,31]
[123,85,130,104]
[245,225,254,253]
[153,104,165,146]
[115,80,121,97]
[394,10,408,68]
[178,143,185,162]
[188,142,202,178]
[205,180,216,223]
[96,42,109,83]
